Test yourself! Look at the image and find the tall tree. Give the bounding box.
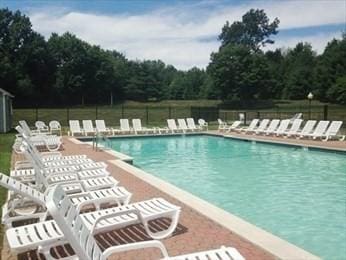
[219,9,279,51]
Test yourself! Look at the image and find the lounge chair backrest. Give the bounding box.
[47,185,103,260]
[167,119,178,130]
[218,119,225,126]
[35,121,48,131]
[69,120,81,133]
[120,119,130,131]
[257,119,270,131]
[186,118,196,129]
[0,173,46,206]
[198,119,206,125]
[82,120,94,132]
[266,119,280,132]
[312,120,330,135]
[247,119,259,130]
[95,120,106,132]
[276,119,290,133]
[132,119,142,131]
[19,120,33,136]
[325,121,343,136]
[289,119,303,133]
[300,120,317,135]
[231,121,242,128]
[49,121,61,130]
[177,119,188,129]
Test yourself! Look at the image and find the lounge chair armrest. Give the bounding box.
[91,208,143,235]
[14,161,32,170]
[102,240,169,260]
[40,151,62,158]
[76,195,121,213]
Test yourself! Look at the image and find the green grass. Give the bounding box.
[0,132,15,253]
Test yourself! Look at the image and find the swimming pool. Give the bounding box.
[105,135,346,259]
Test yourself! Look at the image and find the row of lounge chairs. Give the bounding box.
[69,118,208,136]
[2,124,245,259]
[219,118,345,141]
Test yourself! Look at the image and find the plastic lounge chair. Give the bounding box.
[177,119,191,133]
[95,120,117,135]
[283,119,303,137]
[186,118,202,131]
[272,119,290,136]
[321,121,345,141]
[235,119,259,133]
[18,120,48,137]
[259,119,280,135]
[120,119,132,134]
[35,121,50,133]
[292,120,316,138]
[300,120,329,139]
[0,173,131,228]
[69,120,84,136]
[49,121,62,136]
[167,119,182,133]
[252,119,270,134]
[218,119,228,132]
[82,120,96,136]
[6,185,180,256]
[132,119,156,135]
[198,118,208,130]
[289,113,303,123]
[226,121,242,132]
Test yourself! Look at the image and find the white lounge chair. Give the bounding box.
[272,119,290,136]
[49,121,61,136]
[236,119,259,133]
[253,119,270,134]
[186,118,202,131]
[82,120,96,136]
[283,119,303,137]
[177,118,192,133]
[226,121,242,132]
[17,121,62,152]
[0,173,131,228]
[198,118,208,130]
[289,113,303,123]
[167,119,182,133]
[6,185,180,256]
[321,121,345,141]
[69,120,84,136]
[35,121,49,133]
[300,120,329,139]
[132,119,156,134]
[292,120,317,138]
[120,119,132,134]
[218,119,228,132]
[261,119,280,135]
[95,120,117,135]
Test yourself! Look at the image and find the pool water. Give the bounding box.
[106,135,346,259]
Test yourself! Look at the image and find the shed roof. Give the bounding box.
[0,88,14,98]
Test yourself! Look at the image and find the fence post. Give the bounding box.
[121,105,124,118]
[323,105,328,120]
[35,107,38,122]
[257,111,260,119]
[168,106,172,119]
[244,112,247,125]
[95,106,98,119]
[66,108,70,126]
[146,106,149,125]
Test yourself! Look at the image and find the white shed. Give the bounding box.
[0,88,14,133]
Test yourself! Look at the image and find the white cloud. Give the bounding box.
[28,0,345,70]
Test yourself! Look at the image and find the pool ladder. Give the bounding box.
[92,132,111,151]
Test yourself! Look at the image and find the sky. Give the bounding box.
[1,0,345,70]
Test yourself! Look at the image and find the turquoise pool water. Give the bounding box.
[106,135,346,259]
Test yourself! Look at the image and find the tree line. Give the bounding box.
[0,8,345,107]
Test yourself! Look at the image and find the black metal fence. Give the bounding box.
[13,105,346,127]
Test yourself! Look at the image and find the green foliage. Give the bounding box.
[0,8,345,106]
[327,76,346,104]
[219,9,279,51]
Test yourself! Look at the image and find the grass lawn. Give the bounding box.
[0,132,15,253]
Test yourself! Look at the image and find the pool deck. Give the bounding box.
[2,137,274,260]
[2,131,340,259]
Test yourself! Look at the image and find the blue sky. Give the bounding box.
[1,0,345,70]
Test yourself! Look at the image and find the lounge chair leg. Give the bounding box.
[143,210,180,239]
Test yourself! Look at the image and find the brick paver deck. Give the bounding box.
[2,136,277,260]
